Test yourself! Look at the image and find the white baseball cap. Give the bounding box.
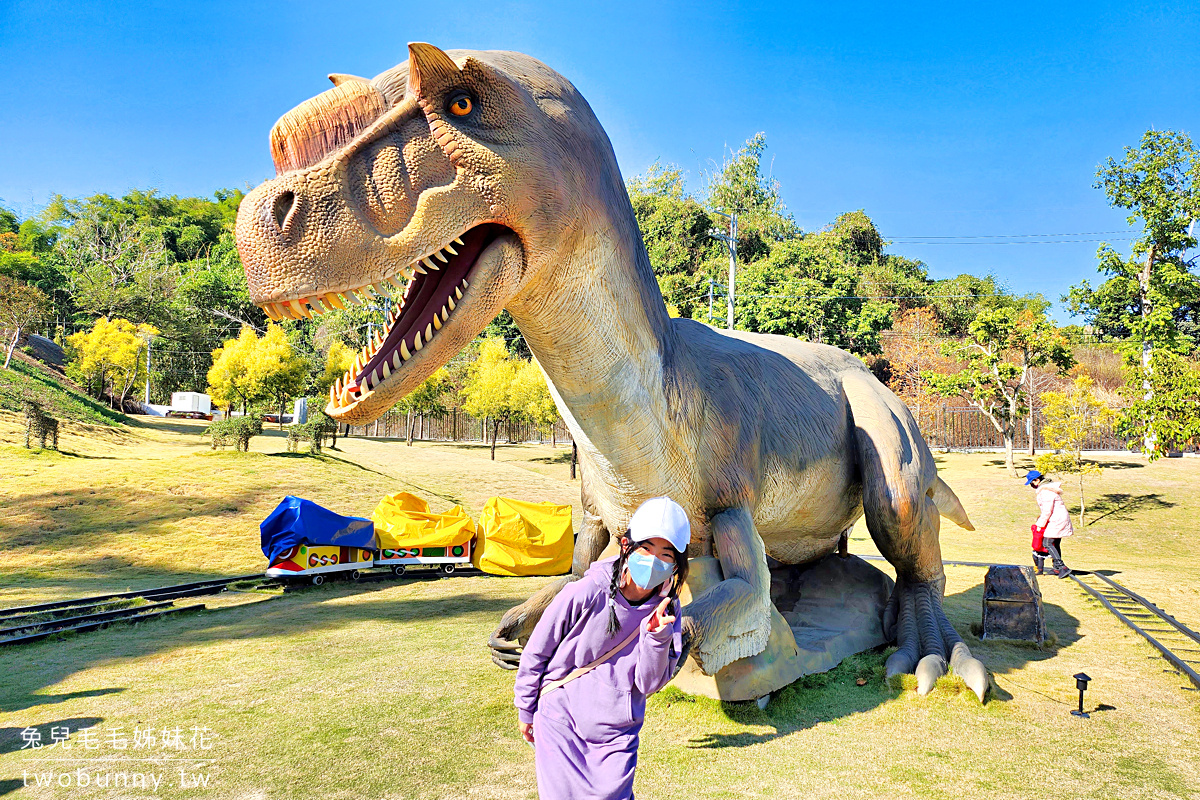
[628,496,691,553]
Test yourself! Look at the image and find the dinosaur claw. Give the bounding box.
[915,654,947,695]
[950,642,989,702]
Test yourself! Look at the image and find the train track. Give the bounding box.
[1070,571,1200,691]
[0,567,481,647]
[862,555,1200,691]
[0,574,264,648]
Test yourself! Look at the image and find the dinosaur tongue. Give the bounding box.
[346,223,506,394]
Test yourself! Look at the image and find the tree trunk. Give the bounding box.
[279,396,285,429]
[571,441,578,480]
[452,408,457,441]
[420,414,424,440]
[407,412,415,446]
[1141,244,1156,455]
[1079,472,1086,528]
[1004,432,1016,476]
[551,425,556,448]
[2,326,20,370]
[491,418,501,460]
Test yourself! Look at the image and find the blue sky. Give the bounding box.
[2,0,1199,319]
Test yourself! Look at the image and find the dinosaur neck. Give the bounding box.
[507,199,676,455]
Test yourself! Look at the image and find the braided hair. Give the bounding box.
[606,534,691,636]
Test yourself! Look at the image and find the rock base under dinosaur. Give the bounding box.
[670,553,895,702]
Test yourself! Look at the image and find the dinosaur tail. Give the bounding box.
[928,476,975,531]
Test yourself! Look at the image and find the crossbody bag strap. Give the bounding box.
[538,627,640,699]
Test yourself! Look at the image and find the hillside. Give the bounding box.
[0,346,129,427]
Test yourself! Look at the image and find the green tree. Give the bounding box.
[460,337,519,460]
[735,233,894,354]
[1115,349,1200,455]
[1035,375,1115,527]
[925,306,1074,475]
[1068,129,1200,455]
[0,277,51,369]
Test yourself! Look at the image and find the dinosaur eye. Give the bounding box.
[448,94,473,117]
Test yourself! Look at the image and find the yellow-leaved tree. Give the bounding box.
[510,358,562,445]
[1034,374,1114,528]
[207,326,262,418]
[252,324,310,428]
[66,316,158,409]
[316,340,355,396]
[397,368,451,445]
[460,337,519,460]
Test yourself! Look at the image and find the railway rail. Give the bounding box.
[1070,571,1200,691]
[0,566,478,647]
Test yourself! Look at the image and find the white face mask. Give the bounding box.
[626,550,674,590]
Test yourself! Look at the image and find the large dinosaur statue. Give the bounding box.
[235,44,989,702]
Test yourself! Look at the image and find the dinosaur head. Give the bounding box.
[236,44,606,424]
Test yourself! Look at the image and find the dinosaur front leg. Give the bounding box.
[486,506,611,669]
[681,507,773,676]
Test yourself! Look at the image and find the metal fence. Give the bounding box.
[924,405,1127,451]
[347,407,575,446]
[344,403,1127,452]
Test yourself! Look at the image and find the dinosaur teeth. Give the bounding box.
[388,276,406,291]
[441,305,449,322]
[422,257,439,271]
[454,287,463,300]
[454,237,464,246]
[444,243,458,256]
[325,293,345,310]
[344,290,362,305]
[462,278,469,289]
[382,361,391,379]
[425,323,433,341]
[400,340,411,360]
[447,296,455,311]
[433,313,442,331]
[392,351,402,369]
[413,263,427,275]
[373,282,388,295]
[434,250,448,263]
[414,331,423,351]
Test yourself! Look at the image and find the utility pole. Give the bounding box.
[143,335,152,405]
[709,211,738,330]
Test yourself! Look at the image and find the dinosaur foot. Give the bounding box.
[882,577,988,702]
[486,575,575,670]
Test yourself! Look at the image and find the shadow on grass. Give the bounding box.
[531,450,573,466]
[0,586,517,713]
[1086,493,1176,524]
[679,580,1081,748]
[0,717,106,753]
[0,485,263,550]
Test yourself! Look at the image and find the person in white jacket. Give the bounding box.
[1025,470,1072,578]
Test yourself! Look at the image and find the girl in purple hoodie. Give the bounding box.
[514,496,691,800]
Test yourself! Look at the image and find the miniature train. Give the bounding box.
[264,540,475,585]
[260,493,574,586]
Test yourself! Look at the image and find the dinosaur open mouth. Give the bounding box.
[257,223,511,410]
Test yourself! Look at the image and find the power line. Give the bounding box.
[886,230,1134,239]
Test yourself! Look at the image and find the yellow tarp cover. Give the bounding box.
[472,496,574,576]
[371,492,475,550]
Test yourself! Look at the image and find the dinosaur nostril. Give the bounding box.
[272,190,296,232]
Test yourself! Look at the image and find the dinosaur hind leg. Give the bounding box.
[844,374,989,701]
[487,506,611,669]
[680,507,773,676]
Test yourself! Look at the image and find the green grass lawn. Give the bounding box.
[0,418,1197,798]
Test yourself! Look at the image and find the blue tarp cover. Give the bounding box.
[260,496,375,562]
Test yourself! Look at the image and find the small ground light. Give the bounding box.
[1072,673,1091,718]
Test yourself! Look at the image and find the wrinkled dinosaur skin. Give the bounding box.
[235,44,989,701]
